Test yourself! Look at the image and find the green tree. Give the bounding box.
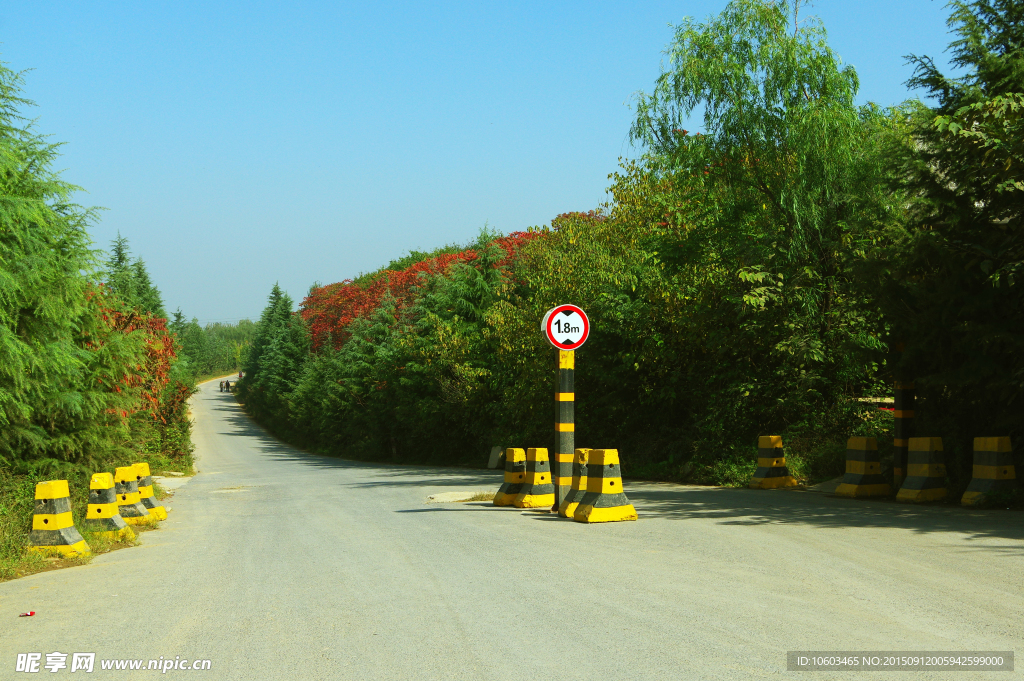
[104,234,165,318]
[875,0,1024,482]
[0,60,98,463]
[239,285,308,429]
[627,0,890,445]
[178,318,211,375]
[105,234,135,303]
[131,257,166,319]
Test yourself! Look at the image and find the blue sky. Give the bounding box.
[3,1,957,323]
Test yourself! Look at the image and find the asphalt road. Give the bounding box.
[2,379,1022,680]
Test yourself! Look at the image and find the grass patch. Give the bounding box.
[0,456,190,583]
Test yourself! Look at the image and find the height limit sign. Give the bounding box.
[541,304,590,350]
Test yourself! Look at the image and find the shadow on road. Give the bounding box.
[627,484,1024,547]
[195,389,1024,549]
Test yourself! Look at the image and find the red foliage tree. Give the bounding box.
[301,232,541,352]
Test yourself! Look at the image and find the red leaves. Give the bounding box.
[83,283,178,420]
[301,232,540,352]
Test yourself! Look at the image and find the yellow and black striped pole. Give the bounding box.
[893,381,915,489]
[553,349,575,510]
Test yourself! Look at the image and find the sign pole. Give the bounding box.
[542,304,589,513]
[554,349,575,511]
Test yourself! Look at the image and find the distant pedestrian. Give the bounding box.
[219,381,225,393]
[225,379,231,392]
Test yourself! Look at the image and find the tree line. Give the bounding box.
[0,61,254,577]
[237,0,1021,497]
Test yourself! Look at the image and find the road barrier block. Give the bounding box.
[27,480,90,557]
[493,448,526,506]
[513,448,556,508]
[133,462,168,520]
[115,466,155,525]
[748,436,797,489]
[896,437,947,503]
[835,437,890,498]
[83,473,135,541]
[573,449,637,523]
[558,448,591,518]
[962,437,1017,506]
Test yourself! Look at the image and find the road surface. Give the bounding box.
[2,379,1022,679]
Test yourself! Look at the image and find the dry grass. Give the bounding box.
[461,491,496,502]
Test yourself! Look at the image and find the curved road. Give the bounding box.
[2,379,1022,679]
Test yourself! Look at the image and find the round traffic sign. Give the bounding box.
[541,304,590,350]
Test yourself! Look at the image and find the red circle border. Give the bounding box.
[544,304,590,350]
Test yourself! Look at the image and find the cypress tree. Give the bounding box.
[239,284,309,428]
[0,60,98,464]
[131,257,166,319]
[881,0,1024,439]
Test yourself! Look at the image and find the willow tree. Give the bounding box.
[626,0,893,443]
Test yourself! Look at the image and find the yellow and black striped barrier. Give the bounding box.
[27,480,90,557]
[493,448,527,506]
[835,437,890,498]
[134,462,168,521]
[513,448,556,508]
[573,449,637,523]
[749,436,797,489]
[558,448,590,518]
[115,466,155,525]
[893,381,915,489]
[962,437,1017,506]
[554,349,575,510]
[896,437,946,503]
[83,473,135,541]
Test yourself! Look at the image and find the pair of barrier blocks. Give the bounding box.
[493,447,637,522]
[27,463,168,558]
[750,435,1017,505]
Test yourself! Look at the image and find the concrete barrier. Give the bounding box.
[558,448,591,518]
[493,448,526,506]
[134,463,168,520]
[513,448,555,509]
[962,437,1017,506]
[835,437,890,498]
[115,466,155,525]
[83,473,135,541]
[27,480,90,557]
[573,449,637,523]
[749,436,797,489]
[896,437,946,503]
